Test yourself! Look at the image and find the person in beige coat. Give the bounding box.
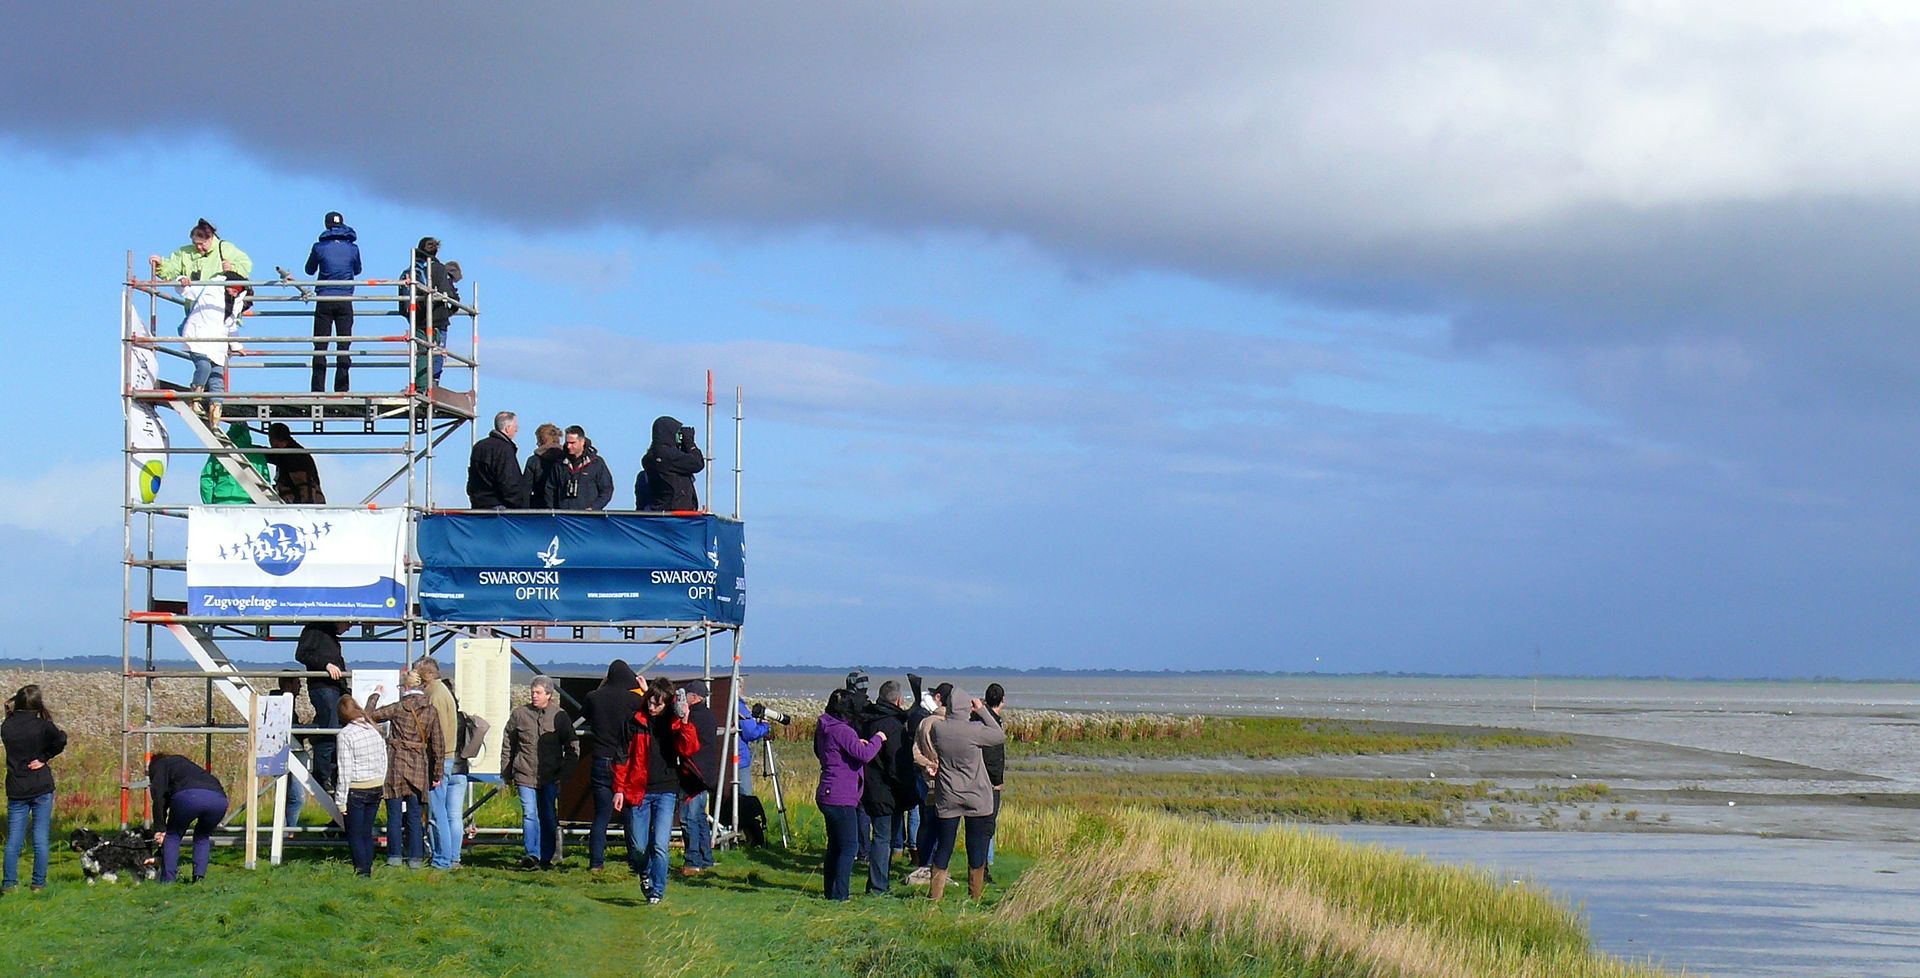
[924,687,1005,901]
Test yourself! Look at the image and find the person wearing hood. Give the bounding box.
[905,681,951,884]
[555,425,615,511]
[858,680,912,894]
[581,659,645,873]
[199,422,270,504]
[304,211,362,392]
[638,416,704,512]
[467,411,529,509]
[150,217,252,283]
[522,423,565,508]
[814,688,886,901]
[924,686,1006,902]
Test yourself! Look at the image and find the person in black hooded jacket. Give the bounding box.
[858,681,911,894]
[581,659,645,872]
[522,423,565,508]
[638,416,704,512]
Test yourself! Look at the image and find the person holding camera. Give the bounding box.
[638,415,705,512]
[555,425,614,511]
[814,688,886,901]
[924,686,1005,902]
[613,681,700,904]
[858,680,912,894]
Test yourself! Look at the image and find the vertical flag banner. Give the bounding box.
[188,507,407,618]
[454,638,513,777]
[126,293,169,503]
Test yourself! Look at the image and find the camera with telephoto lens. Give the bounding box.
[751,703,791,725]
[677,426,697,450]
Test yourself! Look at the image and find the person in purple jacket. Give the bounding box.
[813,688,885,901]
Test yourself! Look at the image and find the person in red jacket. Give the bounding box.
[612,681,700,903]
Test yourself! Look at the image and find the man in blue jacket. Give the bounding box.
[305,211,362,392]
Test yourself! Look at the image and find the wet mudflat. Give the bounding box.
[1320,825,1920,978]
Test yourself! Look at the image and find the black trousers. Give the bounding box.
[311,301,355,392]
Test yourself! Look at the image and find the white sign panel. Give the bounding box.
[454,638,512,777]
[187,507,407,618]
[351,669,404,713]
[255,694,294,777]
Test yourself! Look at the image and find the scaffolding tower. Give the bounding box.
[119,260,750,853]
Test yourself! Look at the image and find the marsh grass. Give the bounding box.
[998,808,1680,978]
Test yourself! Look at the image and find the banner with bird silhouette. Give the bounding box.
[186,508,407,619]
[416,513,745,625]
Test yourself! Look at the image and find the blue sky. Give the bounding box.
[2,5,1915,677]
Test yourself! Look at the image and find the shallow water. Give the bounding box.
[1318,825,1920,978]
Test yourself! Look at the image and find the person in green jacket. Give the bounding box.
[199,423,270,504]
[150,218,252,282]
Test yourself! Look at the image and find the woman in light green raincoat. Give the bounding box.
[150,218,252,282]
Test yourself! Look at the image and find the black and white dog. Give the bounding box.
[70,828,158,884]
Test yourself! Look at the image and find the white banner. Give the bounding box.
[126,294,169,503]
[455,638,512,777]
[187,507,407,618]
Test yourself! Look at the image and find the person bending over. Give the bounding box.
[148,753,229,884]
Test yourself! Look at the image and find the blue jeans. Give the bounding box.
[680,792,713,868]
[284,765,307,826]
[309,685,342,791]
[161,788,228,882]
[187,353,226,400]
[820,803,860,901]
[4,791,53,889]
[345,787,381,875]
[865,811,896,894]
[386,794,425,864]
[738,767,755,796]
[914,797,939,866]
[898,803,918,850]
[628,791,677,898]
[588,757,620,870]
[517,782,560,866]
[427,758,465,868]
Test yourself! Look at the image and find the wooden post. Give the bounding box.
[244,690,259,870]
[270,775,288,866]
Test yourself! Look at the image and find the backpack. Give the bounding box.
[446,684,491,769]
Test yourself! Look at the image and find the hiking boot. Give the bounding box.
[519,856,539,870]
[647,895,662,905]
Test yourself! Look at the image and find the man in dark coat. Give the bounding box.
[467,411,529,509]
[679,680,722,874]
[580,659,645,872]
[266,423,325,503]
[555,425,615,511]
[858,680,911,893]
[293,621,351,792]
[304,211,362,392]
[639,415,704,512]
[522,423,565,509]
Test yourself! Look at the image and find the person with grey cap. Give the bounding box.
[304,211,361,392]
[501,676,577,869]
[678,679,721,874]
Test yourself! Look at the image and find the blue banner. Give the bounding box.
[417,514,745,625]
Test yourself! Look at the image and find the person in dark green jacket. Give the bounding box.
[150,218,252,282]
[199,423,270,503]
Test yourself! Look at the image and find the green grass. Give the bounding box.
[1008,716,1568,760]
